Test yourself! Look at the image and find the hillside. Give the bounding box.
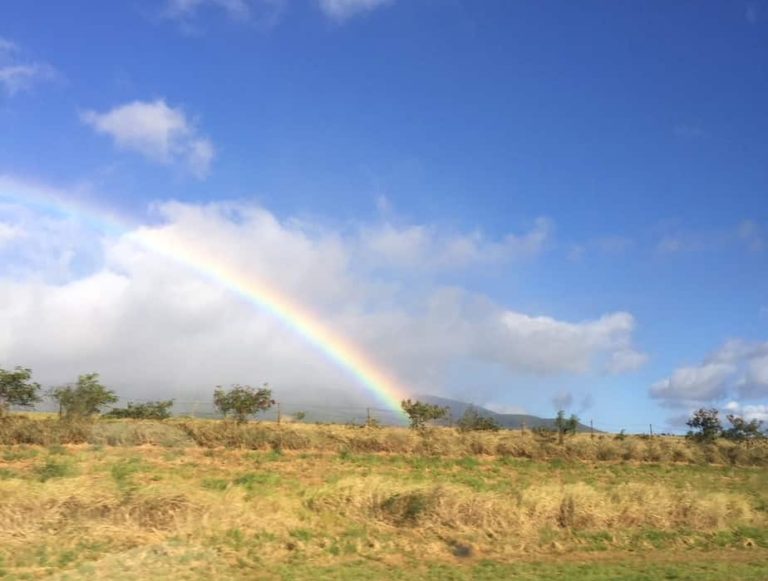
[416,394,595,432]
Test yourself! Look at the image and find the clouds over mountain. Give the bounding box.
[0,179,646,404]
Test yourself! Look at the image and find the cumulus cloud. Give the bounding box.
[0,37,57,96]
[651,339,768,407]
[81,100,214,179]
[319,0,392,21]
[0,179,646,406]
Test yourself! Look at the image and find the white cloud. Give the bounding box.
[81,100,214,179]
[361,217,551,271]
[485,403,528,415]
[0,37,56,95]
[565,236,632,261]
[723,401,768,423]
[651,362,735,402]
[651,339,768,406]
[656,221,765,255]
[166,0,251,19]
[497,311,645,375]
[0,222,24,247]
[319,0,392,21]
[0,179,646,406]
[160,0,285,30]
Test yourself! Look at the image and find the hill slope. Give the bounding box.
[416,394,594,432]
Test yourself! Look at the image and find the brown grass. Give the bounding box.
[0,443,766,578]
[6,416,766,466]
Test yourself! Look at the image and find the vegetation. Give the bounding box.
[104,400,174,420]
[456,406,501,432]
[723,414,765,443]
[687,408,724,442]
[3,368,768,577]
[213,384,274,423]
[400,398,449,430]
[0,431,766,579]
[554,409,580,444]
[49,373,118,419]
[0,366,41,416]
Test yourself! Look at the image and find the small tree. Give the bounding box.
[213,384,274,423]
[723,414,765,443]
[0,366,41,416]
[50,373,118,419]
[400,399,449,430]
[554,410,579,444]
[457,406,501,432]
[104,400,174,420]
[686,408,722,442]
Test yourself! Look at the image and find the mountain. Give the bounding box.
[415,394,595,433]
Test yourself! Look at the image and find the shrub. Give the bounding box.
[400,399,449,430]
[0,366,41,415]
[104,400,174,420]
[457,406,500,432]
[213,384,275,423]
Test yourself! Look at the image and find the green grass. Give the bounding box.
[34,457,79,481]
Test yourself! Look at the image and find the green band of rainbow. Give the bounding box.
[1,179,407,414]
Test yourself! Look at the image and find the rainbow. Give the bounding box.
[0,177,408,414]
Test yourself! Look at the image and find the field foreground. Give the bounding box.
[1,419,767,579]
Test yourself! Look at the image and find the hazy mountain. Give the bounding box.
[415,394,595,432]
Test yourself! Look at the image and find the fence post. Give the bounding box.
[277,402,282,425]
[590,419,594,439]
[649,423,653,437]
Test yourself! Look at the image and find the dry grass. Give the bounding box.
[308,476,755,534]
[5,415,767,466]
[0,441,766,578]
[1,417,768,577]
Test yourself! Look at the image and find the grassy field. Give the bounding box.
[1,418,767,579]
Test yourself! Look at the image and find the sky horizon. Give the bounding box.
[1,1,767,432]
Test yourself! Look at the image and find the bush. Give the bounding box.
[457,407,500,432]
[105,400,174,420]
[213,384,274,423]
[400,399,449,430]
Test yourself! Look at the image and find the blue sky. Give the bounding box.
[1,1,767,430]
